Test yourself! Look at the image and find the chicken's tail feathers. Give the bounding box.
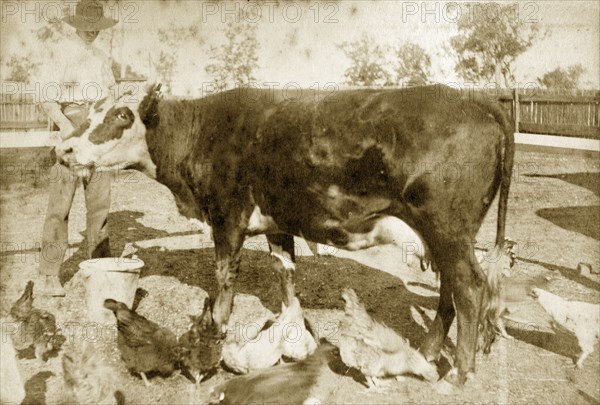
[280,297,303,324]
[11,280,35,319]
[23,280,34,297]
[341,288,372,327]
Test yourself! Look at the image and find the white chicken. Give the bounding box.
[281,297,318,361]
[223,297,310,374]
[531,288,600,368]
[338,288,438,389]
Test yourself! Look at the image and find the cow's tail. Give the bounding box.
[479,102,515,354]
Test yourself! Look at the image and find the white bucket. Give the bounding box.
[79,257,144,324]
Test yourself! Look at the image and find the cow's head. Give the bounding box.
[55,83,162,178]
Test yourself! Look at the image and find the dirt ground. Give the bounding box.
[1,147,599,405]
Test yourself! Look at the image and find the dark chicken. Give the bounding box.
[10,281,63,361]
[103,298,181,386]
[10,280,34,321]
[178,296,224,384]
[211,341,338,405]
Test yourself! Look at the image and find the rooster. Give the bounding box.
[104,299,182,386]
[211,341,337,405]
[222,297,306,374]
[178,296,224,384]
[62,342,125,405]
[530,288,600,368]
[338,288,438,389]
[10,280,64,361]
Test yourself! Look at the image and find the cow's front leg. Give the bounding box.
[211,223,246,333]
[266,233,296,306]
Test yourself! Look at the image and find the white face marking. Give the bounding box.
[56,90,157,178]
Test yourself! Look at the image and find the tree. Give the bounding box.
[338,33,392,87]
[155,25,202,94]
[3,54,41,83]
[394,43,431,86]
[450,3,540,87]
[537,65,586,90]
[204,21,259,90]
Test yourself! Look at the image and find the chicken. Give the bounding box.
[178,296,224,384]
[103,298,182,386]
[338,288,438,389]
[281,297,318,361]
[211,341,337,405]
[222,297,304,374]
[530,288,600,368]
[10,281,64,361]
[10,280,34,321]
[62,342,124,405]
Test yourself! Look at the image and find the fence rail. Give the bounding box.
[1,87,599,138]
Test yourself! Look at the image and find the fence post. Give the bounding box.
[513,87,520,133]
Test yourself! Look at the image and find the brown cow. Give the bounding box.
[54,84,515,386]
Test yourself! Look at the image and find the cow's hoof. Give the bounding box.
[438,368,471,389]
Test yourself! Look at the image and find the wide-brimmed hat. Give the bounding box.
[62,0,118,31]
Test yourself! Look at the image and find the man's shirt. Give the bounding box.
[40,35,116,104]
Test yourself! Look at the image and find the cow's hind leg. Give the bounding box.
[266,233,296,306]
[419,265,455,362]
[448,244,485,385]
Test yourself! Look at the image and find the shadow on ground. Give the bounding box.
[22,371,54,405]
[536,205,600,241]
[524,172,600,196]
[61,211,447,357]
[518,257,599,291]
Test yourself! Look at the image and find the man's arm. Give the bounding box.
[41,102,75,140]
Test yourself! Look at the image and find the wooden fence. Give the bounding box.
[497,88,600,139]
[0,93,50,132]
[1,87,599,138]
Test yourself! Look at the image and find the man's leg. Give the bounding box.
[83,170,111,258]
[38,164,79,296]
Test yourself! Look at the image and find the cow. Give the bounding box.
[54,83,515,386]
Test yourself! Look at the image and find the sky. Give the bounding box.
[1,0,598,96]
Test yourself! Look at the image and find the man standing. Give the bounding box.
[38,0,118,296]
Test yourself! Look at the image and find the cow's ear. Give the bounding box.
[139,82,161,129]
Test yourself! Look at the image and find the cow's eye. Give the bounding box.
[117,112,128,120]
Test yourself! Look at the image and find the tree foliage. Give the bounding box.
[537,65,586,90]
[155,26,202,94]
[450,3,540,87]
[394,43,432,86]
[4,54,41,83]
[338,34,392,87]
[205,21,259,90]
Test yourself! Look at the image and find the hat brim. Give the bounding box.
[62,15,117,31]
